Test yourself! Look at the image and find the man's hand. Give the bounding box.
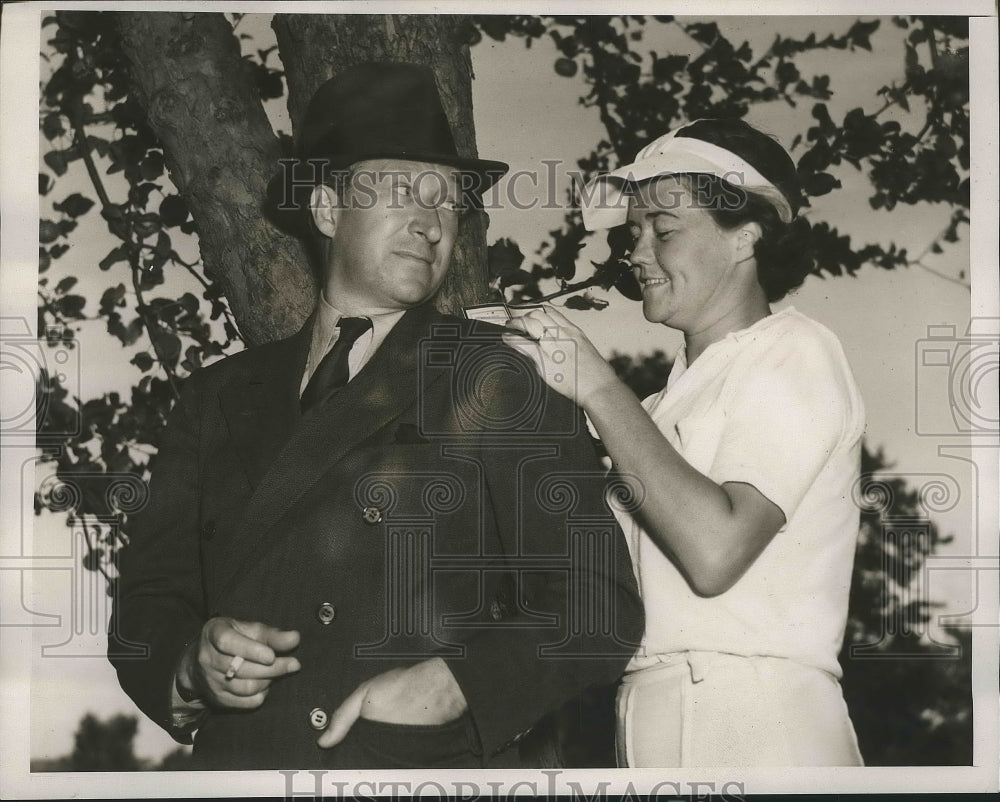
[317,657,467,748]
[176,618,300,710]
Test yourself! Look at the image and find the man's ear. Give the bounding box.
[310,184,340,239]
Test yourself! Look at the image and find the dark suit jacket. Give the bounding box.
[109,302,643,769]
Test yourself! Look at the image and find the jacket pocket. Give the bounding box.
[351,713,479,768]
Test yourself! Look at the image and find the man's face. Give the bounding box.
[316,159,463,313]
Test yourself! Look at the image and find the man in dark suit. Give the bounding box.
[110,62,643,769]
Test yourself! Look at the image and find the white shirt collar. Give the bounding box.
[302,292,407,393]
[313,291,405,352]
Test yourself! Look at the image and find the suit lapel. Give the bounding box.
[215,303,452,600]
[217,319,311,490]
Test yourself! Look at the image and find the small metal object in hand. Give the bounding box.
[224,655,244,681]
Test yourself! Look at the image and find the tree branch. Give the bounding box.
[515,274,603,305]
[68,102,182,399]
[908,260,970,290]
[166,250,240,344]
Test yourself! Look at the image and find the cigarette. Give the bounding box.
[224,655,244,680]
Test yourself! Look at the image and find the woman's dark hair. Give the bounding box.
[676,119,815,302]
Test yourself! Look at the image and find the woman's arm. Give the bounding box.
[505,307,784,597]
[585,377,784,596]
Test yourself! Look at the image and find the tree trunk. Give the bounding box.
[115,12,317,346]
[272,14,490,314]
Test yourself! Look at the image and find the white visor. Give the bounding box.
[579,123,794,231]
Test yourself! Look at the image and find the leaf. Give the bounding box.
[55,276,78,295]
[134,214,161,239]
[154,231,172,259]
[501,269,533,289]
[545,222,588,281]
[802,172,842,197]
[841,107,884,159]
[138,264,165,291]
[128,182,160,208]
[54,192,95,219]
[82,549,102,572]
[99,245,130,271]
[42,112,65,140]
[39,173,53,196]
[478,17,511,42]
[54,294,86,319]
[487,238,525,280]
[159,195,188,227]
[39,219,60,244]
[554,57,578,77]
[847,18,880,51]
[614,267,642,301]
[775,61,800,85]
[151,330,182,365]
[57,219,78,237]
[139,151,164,181]
[180,345,203,373]
[563,294,606,311]
[797,141,832,175]
[685,21,720,46]
[652,55,688,82]
[43,149,69,176]
[810,102,837,137]
[99,284,127,314]
[87,135,109,158]
[179,292,199,316]
[130,352,154,372]
[123,318,145,346]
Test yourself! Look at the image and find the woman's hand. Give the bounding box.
[503,305,619,408]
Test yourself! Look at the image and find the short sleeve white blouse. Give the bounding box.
[616,307,866,678]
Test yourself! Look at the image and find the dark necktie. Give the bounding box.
[300,316,372,412]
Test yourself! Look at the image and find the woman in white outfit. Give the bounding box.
[505,118,866,767]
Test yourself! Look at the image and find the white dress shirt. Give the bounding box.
[299,292,407,395]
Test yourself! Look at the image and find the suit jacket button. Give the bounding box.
[361,506,382,525]
[490,599,503,621]
[316,602,336,625]
[309,707,328,730]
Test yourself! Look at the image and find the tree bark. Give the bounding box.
[272,14,490,314]
[115,12,317,346]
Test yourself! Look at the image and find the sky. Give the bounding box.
[1,3,997,785]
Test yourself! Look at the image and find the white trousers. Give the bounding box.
[616,651,864,767]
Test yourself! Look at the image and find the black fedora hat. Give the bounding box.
[265,62,509,235]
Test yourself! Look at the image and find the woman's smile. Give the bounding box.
[640,276,671,290]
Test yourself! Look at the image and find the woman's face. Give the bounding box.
[626,176,747,334]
